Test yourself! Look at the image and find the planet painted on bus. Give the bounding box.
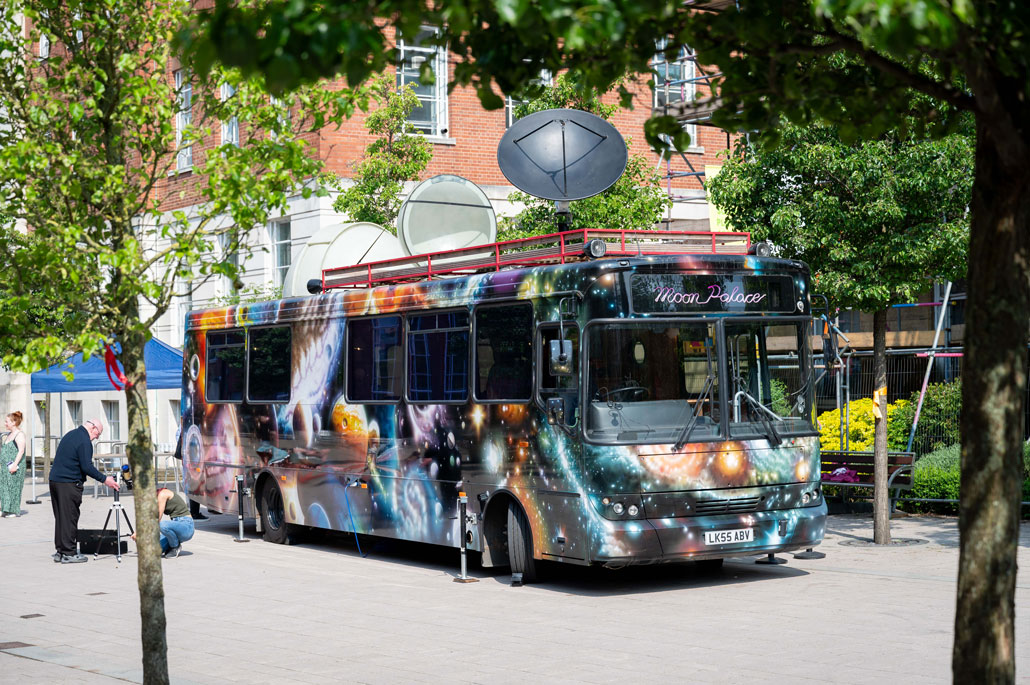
[331,397,368,455]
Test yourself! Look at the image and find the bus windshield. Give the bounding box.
[586,322,720,444]
[726,321,814,441]
[586,320,815,444]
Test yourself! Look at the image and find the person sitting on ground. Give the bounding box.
[132,487,194,558]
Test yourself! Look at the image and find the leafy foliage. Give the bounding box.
[0,3,366,680]
[707,122,972,313]
[498,74,670,240]
[816,397,910,452]
[331,74,433,232]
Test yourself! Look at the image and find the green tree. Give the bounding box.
[708,121,971,543]
[332,73,433,232]
[0,3,364,682]
[499,73,670,239]
[187,1,1029,678]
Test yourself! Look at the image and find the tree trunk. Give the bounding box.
[953,115,1028,683]
[872,308,890,544]
[121,327,170,685]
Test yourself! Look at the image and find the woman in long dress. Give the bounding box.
[0,411,26,517]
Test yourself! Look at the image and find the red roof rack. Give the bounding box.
[321,227,751,290]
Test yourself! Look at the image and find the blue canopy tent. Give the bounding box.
[25,339,184,500]
[30,338,183,392]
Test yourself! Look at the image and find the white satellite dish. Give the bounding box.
[282,222,405,297]
[396,174,497,256]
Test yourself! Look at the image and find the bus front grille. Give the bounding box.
[694,496,762,515]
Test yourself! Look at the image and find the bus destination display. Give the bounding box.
[631,273,798,314]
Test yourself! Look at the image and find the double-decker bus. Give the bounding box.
[180,229,826,581]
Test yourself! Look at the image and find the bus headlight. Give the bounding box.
[612,502,625,515]
[627,504,639,517]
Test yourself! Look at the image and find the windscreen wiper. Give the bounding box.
[733,389,783,446]
[673,374,716,451]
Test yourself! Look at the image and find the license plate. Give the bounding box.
[704,528,754,545]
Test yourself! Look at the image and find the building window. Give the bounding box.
[397,27,448,137]
[67,400,82,427]
[407,311,469,403]
[174,69,192,170]
[269,218,291,287]
[348,317,403,402]
[220,82,239,146]
[651,40,697,145]
[504,70,553,128]
[102,400,120,441]
[206,331,245,402]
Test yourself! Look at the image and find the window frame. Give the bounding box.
[345,315,405,405]
[205,329,246,404]
[102,400,120,441]
[396,26,449,138]
[650,39,698,147]
[471,301,535,404]
[269,218,291,288]
[404,308,470,405]
[246,325,293,405]
[174,69,193,171]
[220,81,239,147]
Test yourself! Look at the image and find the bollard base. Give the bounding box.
[453,576,479,584]
[233,538,251,543]
[511,572,524,587]
[793,548,826,560]
[26,499,42,505]
[756,553,787,565]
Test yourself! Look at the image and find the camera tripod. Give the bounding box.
[95,474,134,563]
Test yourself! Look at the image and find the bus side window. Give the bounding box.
[474,304,533,402]
[407,311,470,403]
[206,330,245,402]
[248,326,292,403]
[347,316,403,402]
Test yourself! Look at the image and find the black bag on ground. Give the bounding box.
[77,529,128,554]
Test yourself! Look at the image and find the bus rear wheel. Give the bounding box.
[507,502,538,583]
[260,480,295,545]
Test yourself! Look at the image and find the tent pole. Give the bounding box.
[26,393,41,504]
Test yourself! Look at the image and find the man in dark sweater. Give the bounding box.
[49,418,119,563]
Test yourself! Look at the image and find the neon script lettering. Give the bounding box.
[653,284,767,306]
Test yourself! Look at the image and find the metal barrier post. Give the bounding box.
[453,492,478,583]
[233,475,250,543]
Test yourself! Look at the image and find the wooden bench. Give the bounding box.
[820,449,916,511]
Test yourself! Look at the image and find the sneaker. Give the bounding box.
[52,552,62,562]
[192,513,209,521]
[165,546,181,558]
[1,513,16,518]
[60,554,88,564]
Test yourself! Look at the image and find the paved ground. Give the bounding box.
[0,485,1028,684]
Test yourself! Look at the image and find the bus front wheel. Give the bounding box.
[507,502,538,583]
[260,480,295,545]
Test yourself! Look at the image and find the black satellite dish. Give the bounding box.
[497,108,628,204]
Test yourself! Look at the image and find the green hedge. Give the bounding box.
[895,442,1030,515]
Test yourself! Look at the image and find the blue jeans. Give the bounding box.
[160,516,195,552]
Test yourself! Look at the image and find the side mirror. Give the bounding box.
[547,397,566,425]
[549,339,573,376]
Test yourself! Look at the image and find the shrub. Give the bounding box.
[817,397,910,451]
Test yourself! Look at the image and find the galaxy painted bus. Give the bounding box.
[181,235,826,580]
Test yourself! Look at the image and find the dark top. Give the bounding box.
[49,426,106,483]
[163,491,190,519]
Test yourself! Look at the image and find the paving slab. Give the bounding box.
[0,485,1028,683]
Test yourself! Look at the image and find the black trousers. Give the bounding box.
[50,481,84,556]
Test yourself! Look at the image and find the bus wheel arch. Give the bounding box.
[257,473,295,545]
[481,491,538,582]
